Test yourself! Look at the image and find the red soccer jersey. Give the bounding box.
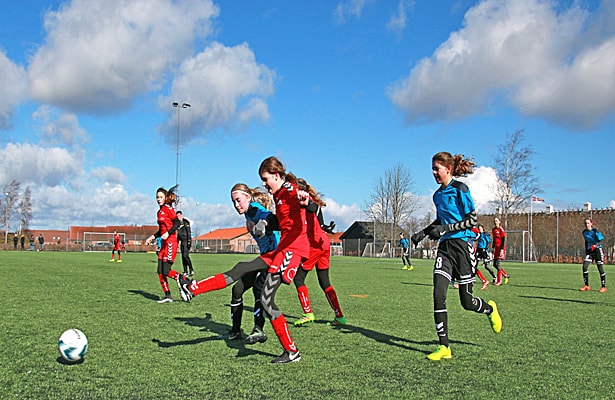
[272,181,309,258]
[113,233,121,251]
[492,226,506,250]
[157,204,177,237]
[306,204,330,252]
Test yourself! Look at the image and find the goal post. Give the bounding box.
[505,230,537,263]
[362,242,392,258]
[83,232,126,252]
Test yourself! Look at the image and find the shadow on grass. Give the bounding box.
[519,294,612,306]
[325,323,477,356]
[127,289,160,301]
[151,313,274,358]
[512,284,580,291]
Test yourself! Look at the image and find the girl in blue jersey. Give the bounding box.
[579,218,607,292]
[225,183,281,344]
[411,152,502,361]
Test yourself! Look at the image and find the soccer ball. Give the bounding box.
[58,329,88,362]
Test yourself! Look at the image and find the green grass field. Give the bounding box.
[2,251,614,399]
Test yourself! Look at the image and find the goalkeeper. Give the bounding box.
[411,151,502,361]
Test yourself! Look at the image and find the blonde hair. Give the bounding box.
[432,151,476,177]
[231,183,274,211]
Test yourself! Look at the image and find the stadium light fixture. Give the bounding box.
[172,102,191,186]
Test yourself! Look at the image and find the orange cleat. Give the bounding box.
[599,287,607,293]
[579,285,590,291]
[481,281,489,290]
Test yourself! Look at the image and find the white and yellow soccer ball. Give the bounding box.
[58,329,88,362]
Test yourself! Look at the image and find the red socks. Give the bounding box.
[193,273,227,296]
[271,315,297,352]
[324,286,343,318]
[297,285,312,314]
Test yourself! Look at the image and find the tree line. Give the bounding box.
[1,180,33,244]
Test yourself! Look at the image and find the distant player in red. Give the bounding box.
[145,186,182,304]
[109,230,122,263]
[491,217,510,285]
[293,178,345,327]
[178,156,310,363]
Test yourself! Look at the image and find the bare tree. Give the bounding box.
[2,180,21,243]
[491,130,541,229]
[18,185,33,234]
[365,163,419,244]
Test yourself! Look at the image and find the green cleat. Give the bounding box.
[488,300,502,333]
[294,312,315,327]
[328,316,347,326]
[427,345,452,361]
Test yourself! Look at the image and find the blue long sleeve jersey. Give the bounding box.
[477,232,491,249]
[432,179,476,242]
[583,228,604,251]
[246,201,280,254]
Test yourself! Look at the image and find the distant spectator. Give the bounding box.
[13,235,18,249]
[38,234,45,251]
[29,235,35,251]
[20,234,25,250]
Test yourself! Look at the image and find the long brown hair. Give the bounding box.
[156,185,179,207]
[432,151,475,177]
[258,156,298,185]
[297,178,326,207]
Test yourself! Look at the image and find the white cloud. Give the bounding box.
[0,50,28,129]
[28,0,219,114]
[334,0,373,23]
[32,106,89,148]
[322,197,362,231]
[459,165,500,213]
[91,167,126,184]
[0,143,82,187]
[388,0,615,130]
[386,0,414,38]
[158,42,276,144]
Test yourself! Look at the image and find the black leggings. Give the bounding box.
[293,267,331,290]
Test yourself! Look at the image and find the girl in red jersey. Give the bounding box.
[293,178,346,327]
[491,217,510,285]
[178,156,310,363]
[145,186,182,304]
[110,230,122,263]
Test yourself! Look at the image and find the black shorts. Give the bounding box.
[434,238,477,285]
[584,248,604,264]
[476,248,490,261]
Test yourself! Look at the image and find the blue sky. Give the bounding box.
[1,0,614,235]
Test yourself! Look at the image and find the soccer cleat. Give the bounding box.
[327,316,347,326]
[117,259,122,263]
[157,297,173,304]
[245,327,268,345]
[189,270,194,277]
[271,350,301,364]
[493,280,502,286]
[599,286,607,293]
[408,265,414,271]
[504,275,509,284]
[402,265,408,270]
[481,280,489,290]
[294,312,315,327]
[579,285,591,291]
[427,345,452,361]
[109,259,115,262]
[227,331,242,341]
[487,300,502,333]
[177,273,194,302]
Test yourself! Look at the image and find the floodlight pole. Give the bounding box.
[4,192,9,244]
[172,102,191,186]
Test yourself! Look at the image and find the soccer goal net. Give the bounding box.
[83,232,126,252]
[505,230,537,263]
[362,242,392,258]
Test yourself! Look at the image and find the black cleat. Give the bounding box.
[271,350,301,364]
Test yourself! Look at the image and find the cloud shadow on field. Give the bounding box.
[330,324,477,356]
[127,289,160,301]
[151,313,274,358]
